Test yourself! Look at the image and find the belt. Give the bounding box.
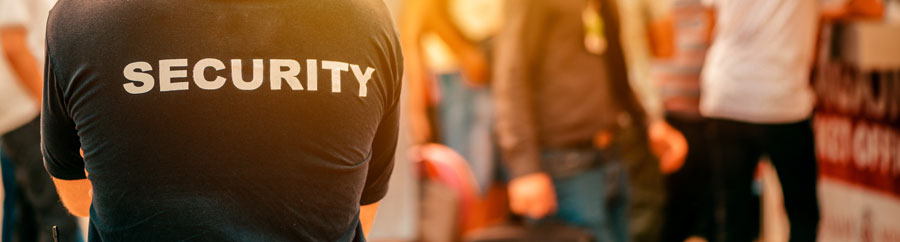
[540,147,616,179]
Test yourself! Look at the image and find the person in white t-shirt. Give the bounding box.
[0,0,80,241]
[700,0,820,241]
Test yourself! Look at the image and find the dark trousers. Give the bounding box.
[660,114,716,242]
[708,119,820,242]
[1,117,80,242]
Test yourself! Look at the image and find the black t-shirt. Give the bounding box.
[40,1,402,241]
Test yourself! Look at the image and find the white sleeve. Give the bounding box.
[0,0,29,28]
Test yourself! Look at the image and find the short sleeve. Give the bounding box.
[0,0,29,28]
[359,99,399,205]
[41,52,86,180]
[359,27,403,205]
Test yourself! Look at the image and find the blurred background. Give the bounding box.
[1,0,899,241]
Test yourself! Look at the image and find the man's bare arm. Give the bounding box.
[51,177,92,217]
[1,26,42,102]
[400,0,436,144]
[359,202,380,237]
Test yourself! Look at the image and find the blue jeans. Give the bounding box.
[552,161,629,242]
[435,72,495,192]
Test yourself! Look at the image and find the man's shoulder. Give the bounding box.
[49,0,120,23]
[46,0,398,39]
[46,0,126,45]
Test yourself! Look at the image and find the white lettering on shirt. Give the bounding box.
[123,58,375,97]
[307,59,318,91]
[159,59,189,92]
[270,59,303,91]
[193,58,226,90]
[123,62,154,94]
[321,61,349,94]
[350,64,374,97]
[232,59,265,90]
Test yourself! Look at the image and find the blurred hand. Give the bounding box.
[649,121,688,174]
[508,172,557,219]
[458,48,489,87]
[593,130,614,149]
[410,110,433,144]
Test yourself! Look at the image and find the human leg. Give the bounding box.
[763,120,819,242]
[708,119,763,242]
[605,162,629,242]
[553,161,628,242]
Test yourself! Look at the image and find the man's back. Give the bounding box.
[41,0,403,241]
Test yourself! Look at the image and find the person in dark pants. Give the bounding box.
[707,119,819,242]
[700,0,821,241]
[1,118,81,242]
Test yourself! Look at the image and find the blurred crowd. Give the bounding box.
[372,0,887,242]
[0,0,893,241]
